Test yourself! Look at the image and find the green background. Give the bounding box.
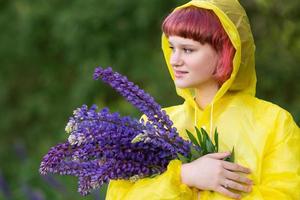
[0,0,299,199]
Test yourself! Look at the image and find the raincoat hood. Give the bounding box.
[162,0,256,109]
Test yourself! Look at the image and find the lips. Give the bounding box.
[174,70,188,78]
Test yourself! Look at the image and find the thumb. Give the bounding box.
[206,152,231,160]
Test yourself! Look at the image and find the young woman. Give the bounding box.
[106,0,300,199]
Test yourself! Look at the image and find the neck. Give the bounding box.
[194,79,219,110]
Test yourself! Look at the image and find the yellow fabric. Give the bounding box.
[106,0,300,199]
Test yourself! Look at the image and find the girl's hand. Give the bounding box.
[181,152,253,199]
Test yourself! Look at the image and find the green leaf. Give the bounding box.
[214,128,219,152]
[223,156,230,162]
[200,128,207,147]
[200,128,210,154]
[184,126,234,163]
[177,153,189,163]
[148,173,160,178]
[206,139,215,153]
[223,147,235,163]
[229,146,235,162]
[195,126,203,146]
[186,129,200,147]
[189,146,203,162]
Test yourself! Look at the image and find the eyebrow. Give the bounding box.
[168,41,197,48]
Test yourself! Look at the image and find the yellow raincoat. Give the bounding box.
[106,0,300,199]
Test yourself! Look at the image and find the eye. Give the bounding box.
[169,46,175,52]
[183,48,193,53]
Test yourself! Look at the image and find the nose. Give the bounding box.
[170,51,183,67]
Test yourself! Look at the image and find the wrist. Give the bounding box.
[180,163,193,187]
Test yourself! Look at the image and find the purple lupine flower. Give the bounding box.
[40,67,195,196]
[67,104,184,160]
[93,67,170,128]
[40,104,190,195]
[93,67,191,154]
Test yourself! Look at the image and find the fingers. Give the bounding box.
[222,161,251,174]
[224,170,253,185]
[223,179,252,193]
[206,152,231,160]
[216,186,241,200]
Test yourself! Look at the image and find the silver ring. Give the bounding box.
[223,182,229,188]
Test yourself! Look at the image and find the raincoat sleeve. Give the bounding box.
[105,114,194,200]
[243,110,300,199]
[106,160,194,200]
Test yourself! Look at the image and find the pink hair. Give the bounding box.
[162,6,235,85]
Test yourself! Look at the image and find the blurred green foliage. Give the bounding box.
[0,0,299,199]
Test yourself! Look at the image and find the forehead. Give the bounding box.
[168,36,201,46]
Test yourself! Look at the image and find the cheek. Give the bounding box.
[190,58,215,75]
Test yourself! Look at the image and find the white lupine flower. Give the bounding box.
[131,133,145,143]
[65,121,73,133]
[131,130,151,143]
[142,129,151,134]
[68,133,86,146]
[73,108,80,115]
[90,181,99,189]
[76,133,86,146]
[68,134,77,145]
[72,155,79,161]
[129,175,141,183]
[144,137,151,143]
[65,120,78,133]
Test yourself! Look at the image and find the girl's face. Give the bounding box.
[168,36,219,89]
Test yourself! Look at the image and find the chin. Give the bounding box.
[175,78,216,89]
[174,82,194,89]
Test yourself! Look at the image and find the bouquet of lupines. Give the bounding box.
[39,67,234,196]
